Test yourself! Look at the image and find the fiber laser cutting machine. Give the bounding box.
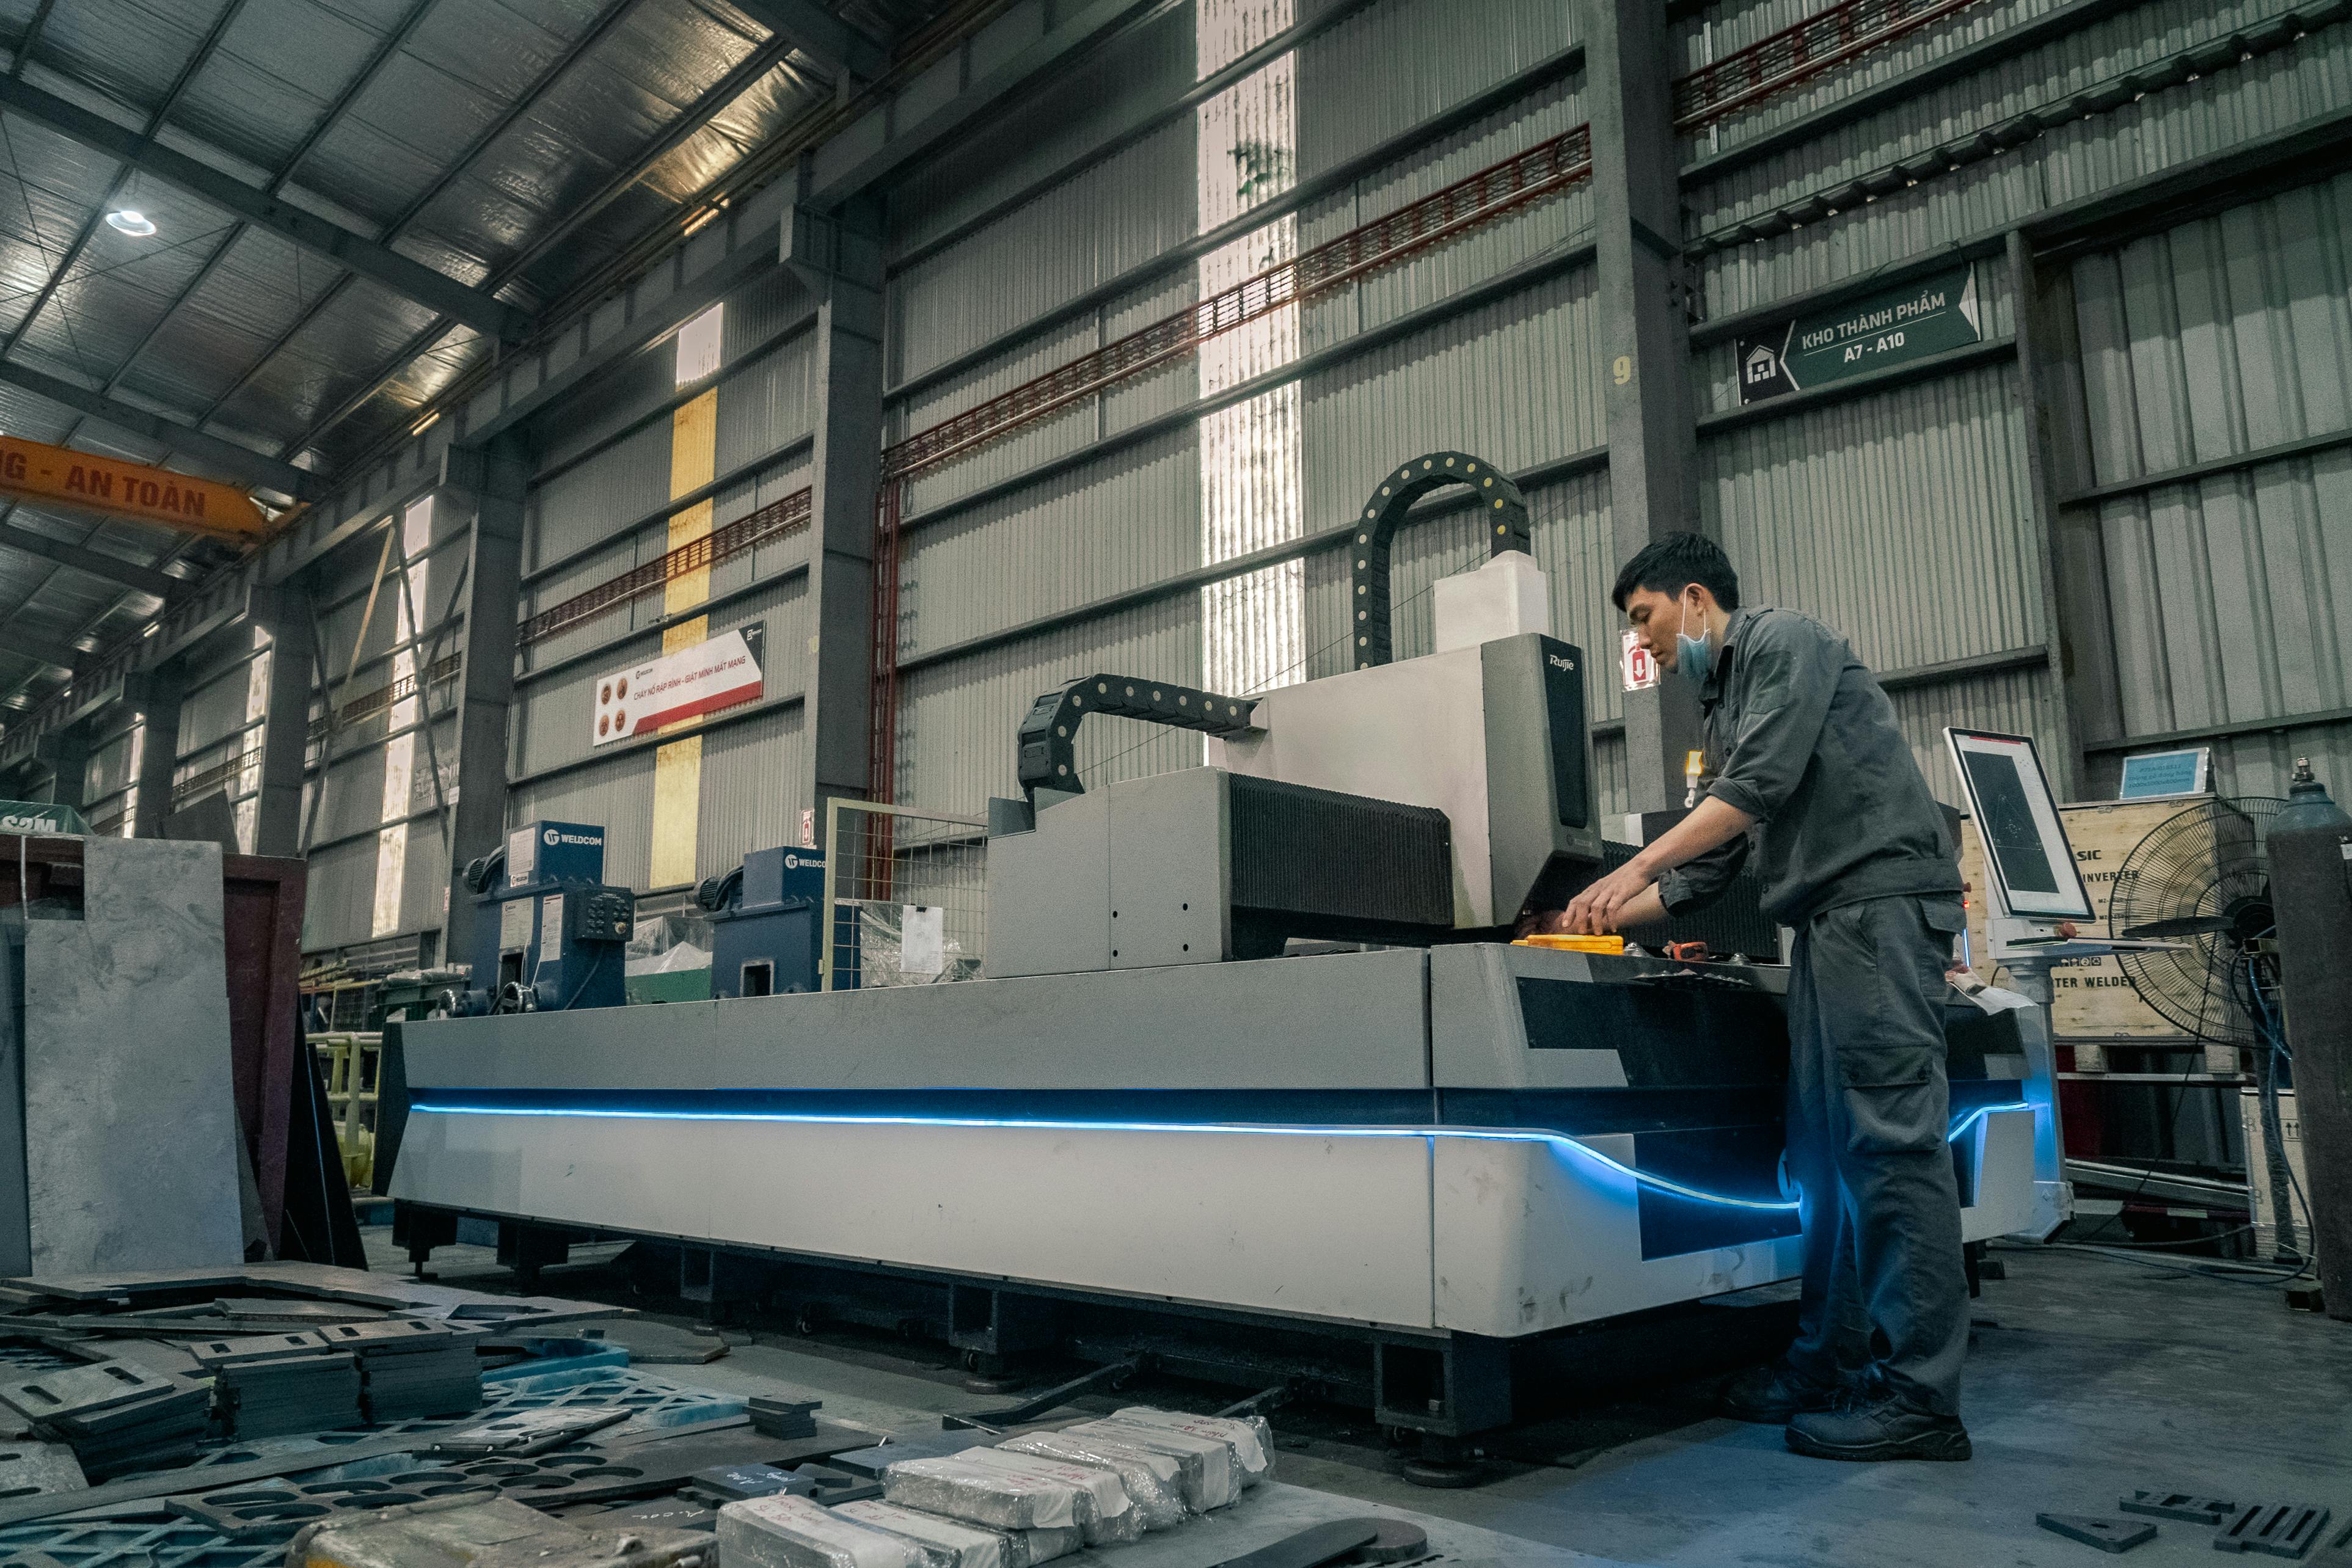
[385,453,2047,1456]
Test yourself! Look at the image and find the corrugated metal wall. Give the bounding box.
[173,624,271,859]
[1685,0,2349,318]
[502,264,819,900]
[1680,0,2352,823]
[881,0,1598,817]
[2063,169,2352,798]
[297,484,466,954]
[298,257,820,955]
[76,706,141,836]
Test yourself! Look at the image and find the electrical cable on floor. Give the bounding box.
[2039,926,2320,1286]
[2033,1241,2308,1287]
[2240,958,2318,1285]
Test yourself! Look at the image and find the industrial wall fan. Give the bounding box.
[2108,795,2286,1048]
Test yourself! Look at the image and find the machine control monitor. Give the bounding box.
[1943,728,2092,922]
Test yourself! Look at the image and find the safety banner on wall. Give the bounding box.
[591,623,764,746]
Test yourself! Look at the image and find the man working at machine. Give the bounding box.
[1550,534,1973,1463]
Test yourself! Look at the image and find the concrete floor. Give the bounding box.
[367,1228,2352,1568]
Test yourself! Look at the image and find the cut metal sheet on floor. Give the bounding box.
[1076,1482,1634,1568]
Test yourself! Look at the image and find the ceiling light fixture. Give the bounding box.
[106,209,158,236]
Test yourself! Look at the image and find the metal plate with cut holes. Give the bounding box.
[177,1369,744,1474]
[189,1337,329,1369]
[0,1445,82,1501]
[0,1514,290,1568]
[430,1409,632,1457]
[2120,1490,2233,1525]
[2036,1514,2156,1555]
[0,1363,180,1424]
[2217,1504,2332,1559]
[208,1300,377,1325]
[315,1321,462,1356]
[167,1471,496,1541]
[682,1464,797,1502]
[0,1347,84,1380]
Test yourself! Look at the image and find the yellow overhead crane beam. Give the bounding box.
[0,434,271,541]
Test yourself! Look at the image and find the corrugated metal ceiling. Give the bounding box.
[0,0,954,720]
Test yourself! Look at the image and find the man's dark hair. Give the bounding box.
[1611,532,1741,612]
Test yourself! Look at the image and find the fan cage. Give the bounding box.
[2107,797,2283,1051]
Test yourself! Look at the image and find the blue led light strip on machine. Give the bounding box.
[407,1101,2032,1215]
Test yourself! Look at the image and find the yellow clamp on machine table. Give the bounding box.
[1514,933,1626,954]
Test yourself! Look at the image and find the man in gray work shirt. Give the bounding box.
[1556,533,1972,1462]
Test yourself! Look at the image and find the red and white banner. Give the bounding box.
[591,625,764,746]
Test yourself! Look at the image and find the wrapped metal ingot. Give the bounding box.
[881,1449,1138,1544]
[1107,1408,1271,1486]
[718,1494,930,1568]
[832,1500,1080,1568]
[1063,1420,1232,1511]
[995,1432,1186,1530]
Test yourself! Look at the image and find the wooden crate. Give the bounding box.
[1957,798,2211,1043]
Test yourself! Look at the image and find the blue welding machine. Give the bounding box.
[697,844,850,996]
[456,820,635,1013]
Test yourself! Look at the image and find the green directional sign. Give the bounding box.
[0,800,90,835]
[1736,263,1981,404]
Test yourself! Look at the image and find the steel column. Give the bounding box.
[247,583,316,858]
[128,669,184,838]
[2009,231,2109,800]
[1587,0,1704,812]
[30,724,87,809]
[783,196,883,839]
[438,437,529,961]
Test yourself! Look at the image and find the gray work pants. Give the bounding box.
[1782,892,1971,1417]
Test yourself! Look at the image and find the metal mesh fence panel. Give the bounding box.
[822,799,986,990]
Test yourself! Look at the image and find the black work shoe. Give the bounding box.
[1784,1388,1971,1461]
[1718,1362,1842,1424]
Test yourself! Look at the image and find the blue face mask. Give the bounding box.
[1674,597,1714,686]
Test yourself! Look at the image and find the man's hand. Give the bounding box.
[1561,860,1658,934]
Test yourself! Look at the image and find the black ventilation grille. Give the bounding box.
[1228,774,1453,930]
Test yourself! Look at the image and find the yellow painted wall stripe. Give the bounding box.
[649,390,718,888]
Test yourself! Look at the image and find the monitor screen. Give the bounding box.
[1962,750,2060,894]
[1944,729,2093,921]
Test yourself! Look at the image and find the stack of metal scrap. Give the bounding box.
[189,1335,362,1439]
[314,1319,482,1421]
[749,1395,823,1440]
[0,1360,211,1478]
